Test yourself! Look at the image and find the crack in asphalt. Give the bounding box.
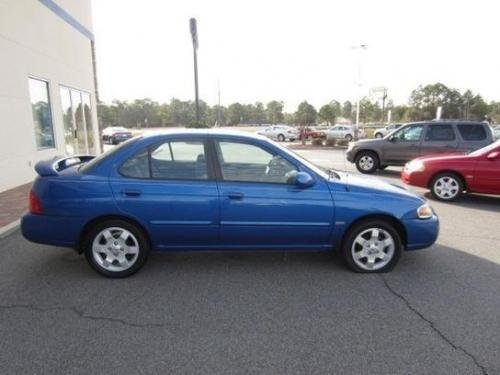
[0,303,165,328]
[380,275,488,375]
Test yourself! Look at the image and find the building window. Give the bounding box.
[29,78,55,149]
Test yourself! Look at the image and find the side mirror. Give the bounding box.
[487,151,499,160]
[292,171,315,188]
[389,135,397,142]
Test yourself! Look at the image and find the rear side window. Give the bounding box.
[425,125,455,141]
[458,124,487,141]
[119,140,208,180]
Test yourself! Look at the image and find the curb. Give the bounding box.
[0,219,20,239]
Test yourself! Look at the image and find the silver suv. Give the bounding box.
[346,121,494,174]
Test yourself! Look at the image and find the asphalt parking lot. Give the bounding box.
[1,147,499,374]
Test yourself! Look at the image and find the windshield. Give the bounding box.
[80,137,140,173]
[271,140,330,179]
[468,140,500,156]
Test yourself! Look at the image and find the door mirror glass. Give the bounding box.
[487,151,499,160]
[287,171,314,188]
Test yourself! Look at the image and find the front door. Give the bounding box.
[110,138,219,248]
[471,147,500,194]
[383,124,425,164]
[213,139,334,248]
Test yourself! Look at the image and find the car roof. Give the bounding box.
[140,128,269,142]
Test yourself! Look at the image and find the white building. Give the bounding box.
[0,0,99,193]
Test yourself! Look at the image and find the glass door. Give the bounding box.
[82,92,95,152]
[71,89,88,153]
[60,87,77,154]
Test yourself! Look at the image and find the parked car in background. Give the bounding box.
[300,126,327,140]
[110,130,133,145]
[102,126,129,143]
[492,125,500,140]
[346,121,494,174]
[374,123,402,138]
[326,124,365,142]
[402,140,500,201]
[257,124,299,142]
[21,130,438,277]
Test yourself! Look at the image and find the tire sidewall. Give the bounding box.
[342,220,402,273]
[83,219,150,278]
[355,151,379,174]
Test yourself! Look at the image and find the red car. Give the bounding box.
[300,127,326,140]
[401,140,500,201]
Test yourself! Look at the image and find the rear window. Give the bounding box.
[425,125,455,141]
[457,124,487,141]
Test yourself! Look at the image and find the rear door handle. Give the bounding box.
[122,189,141,197]
[227,192,244,200]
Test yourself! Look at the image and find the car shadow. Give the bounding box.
[424,192,500,213]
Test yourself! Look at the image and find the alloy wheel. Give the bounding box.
[434,176,460,200]
[92,227,140,272]
[351,228,395,271]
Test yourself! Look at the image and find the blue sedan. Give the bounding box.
[21,130,439,277]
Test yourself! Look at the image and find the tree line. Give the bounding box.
[97,82,500,128]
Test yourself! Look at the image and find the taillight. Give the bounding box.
[29,190,43,214]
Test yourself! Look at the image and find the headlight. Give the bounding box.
[417,204,434,219]
[405,160,425,173]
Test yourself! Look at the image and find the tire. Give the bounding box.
[355,151,379,174]
[430,173,464,202]
[83,219,150,278]
[277,134,285,142]
[345,134,353,142]
[375,133,384,138]
[341,219,402,273]
[290,138,296,142]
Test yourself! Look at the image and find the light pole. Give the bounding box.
[190,18,200,125]
[351,44,367,139]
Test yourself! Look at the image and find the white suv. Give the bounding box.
[326,125,365,142]
[258,125,299,142]
[374,123,402,138]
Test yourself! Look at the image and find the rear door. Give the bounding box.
[457,124,491,152]
[471,145,500,194]
[383,124,425,164]
[421,123,458,155]
[110,137,219,248]
[213,138,334,248]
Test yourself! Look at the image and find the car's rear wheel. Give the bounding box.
[342,220,402,273]
[83,219,150,278]
[431,173,464,201]
[375,133,383,138]
[355,151,379,174]
[277,134,285,142]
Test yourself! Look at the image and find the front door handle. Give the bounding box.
[122,189,141,197]
[227,192,244,200]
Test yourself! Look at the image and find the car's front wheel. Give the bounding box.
[345,134,353,142]
[430,173,464,201]
[83,219,150,278]
[277,134,285,142]
[355,151,379,174]
[342,220,402,273]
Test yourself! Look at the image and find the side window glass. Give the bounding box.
[119,150,150,178]
[151,141,207,180]
[394,125,424,142]
[458,125,487,141]
[216,141,297,183]
[425,125,456,141]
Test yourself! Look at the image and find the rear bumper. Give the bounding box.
[21,213,83,248]
[403,215,439,250]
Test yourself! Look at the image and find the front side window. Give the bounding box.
[151,141,207,180]
[458,124,487,141]
[29,78,55,149]
[393,124,424,142]
[216,141,297,183]
[425,124,456,141]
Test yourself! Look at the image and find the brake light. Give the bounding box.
[29,190,43,214]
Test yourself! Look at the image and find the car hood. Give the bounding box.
[331,172,424,202]
[350,138,386,147]
[413,152,467,163]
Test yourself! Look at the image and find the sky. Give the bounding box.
[91,0,500,112]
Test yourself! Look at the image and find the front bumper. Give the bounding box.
[346,148,355,163]
[401,170,429,188]
[403,215,439,250]
[21,213,84,248]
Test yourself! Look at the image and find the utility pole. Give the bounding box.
[190,18,200,124]
[351,44,367,139]
[216,79,221,127]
